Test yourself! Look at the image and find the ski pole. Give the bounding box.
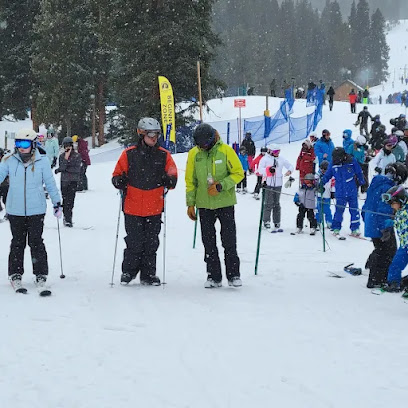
[193,209,198,248]
[57,218,65,279]
[110,193,122,287]
[320,196,326,253]
[162,189,167,287]
[254,186,266,275]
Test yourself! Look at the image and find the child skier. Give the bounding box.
[316,160,333,229]
[293,173,317,235]
[380,185,408,295]
[321,147,365,237]
[250,147,267,200]
[296,139,315,185]
[237,146,249,193]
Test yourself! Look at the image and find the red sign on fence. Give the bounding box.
[234,99,246,108]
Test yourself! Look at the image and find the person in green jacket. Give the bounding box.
[185,124,244,288]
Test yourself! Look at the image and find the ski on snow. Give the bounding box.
[10,281,52,296]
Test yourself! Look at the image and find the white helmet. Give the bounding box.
[137,117,161,132]
[356,135,366,145]
[395,130,404,137]
[16,128,37,141]
[269,143,281,152]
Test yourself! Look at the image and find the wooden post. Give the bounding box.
[98,79,105,146]
[91,95,96,148]
[197,61,203,121]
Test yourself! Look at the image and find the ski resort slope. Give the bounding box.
[1,19,408,408]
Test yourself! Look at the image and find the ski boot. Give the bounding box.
[253,193,260,200]
[381,282,401,293]
[242,188,248,194]
[310,228,316,235]
[120,272,135,285]
[140,275,161,286]
[228,277,242,287]
[263,221,271,229]
[271,223,283,233]
[204,278,222,289]
[295,228,303,234]
[350,229,361,237]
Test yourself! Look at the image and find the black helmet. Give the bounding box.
[193,123,216,150]
[382,185,408,205]
[332,147,346,165]
[62,136,73,146]
[322,129,330,136]
[260,147,268,153]
[319,160,329,171]
[384,162,408,184]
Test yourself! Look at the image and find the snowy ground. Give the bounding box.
[1,20,408,408]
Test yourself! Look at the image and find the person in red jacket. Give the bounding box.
[72,135,91,191]
[296,139,315,184]
[349,89,358,114]
[250,147,267,199]
[112,118,178,286]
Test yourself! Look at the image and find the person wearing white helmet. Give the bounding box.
[112,118,178,286]
[258,144,293,232]
[0,128,61,293]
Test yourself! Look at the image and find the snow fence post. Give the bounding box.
[254,186,266,275]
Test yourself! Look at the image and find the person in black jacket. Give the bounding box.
[241,132,256,171]
[355,106,373,137]
[390,114,407,131]
[327,86,335,111]
[55,137,82,227]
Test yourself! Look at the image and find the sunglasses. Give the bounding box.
[15,139,32,149]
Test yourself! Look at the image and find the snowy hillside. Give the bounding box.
[1,20,408,408]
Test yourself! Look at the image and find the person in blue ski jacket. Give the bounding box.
[314,129,335,165]
[342,129,355,155]
[0,128,62,291]
[362,163,407,288]
[380,184,408,293]
[322,147,365,236]
[237,145,249,193]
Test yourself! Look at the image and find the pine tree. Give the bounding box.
[0,1,40,122]
[368,8,389,85]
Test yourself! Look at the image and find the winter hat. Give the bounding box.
[319,160,329,171]
[355,135,366,145]
[322,129,330,137]
[385,163,408,184]
[302,139,312,149]
[332,147,346,165]
[363,106,368,110]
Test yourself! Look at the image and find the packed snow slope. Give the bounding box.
[1,19,408,408]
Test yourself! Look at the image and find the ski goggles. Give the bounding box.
[269,149,280,156]
[15,139,32,149]
[381,185,405,203]
[141,130,160,138]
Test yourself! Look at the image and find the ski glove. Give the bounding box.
[53,202,62,219]
[208,183,222,196]
[380,228,392,242]
[51,157,57,169]
[54,168,60,174]
[187,206,197,221]
[374,167,382,174]
[284,177,295,188]
[112,172,129,190]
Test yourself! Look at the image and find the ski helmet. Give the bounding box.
[363,106,368,110]
[16,128,37,141]
[269,144,280,156]
[302,139,312,149]
[137,117,161,132]
[395,130,404,139]
[322,129,330,137]
[304,173,315,181]
[384,135,398,147]
[72,135,79,143]
[382,185,408,206]
[309,132,318,142]
[355,135,366,146]
[384,163,408,184]
[332,147,346,165]
[400,114,406,119]
[319,160,329,171]
[62,136,73,146]
[193,123,216,150]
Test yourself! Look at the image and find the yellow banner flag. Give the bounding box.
[158,76,176,145]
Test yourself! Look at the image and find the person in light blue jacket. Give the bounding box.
[314,129,335,164]
[342,129,355,154]
[0,128,62,291]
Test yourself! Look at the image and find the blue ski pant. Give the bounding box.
[331,195,360,231]
[316,197,333,225]
[387,247,408,285]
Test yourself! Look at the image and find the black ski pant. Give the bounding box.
[350,103,356,113]
[122,214,161,280]
[366,234,397,287]
[61,181,78,223]
[8,214,48,277]
[329,99,334,111]
[77,163,88,191]
[263,186,282,225]
[254,176,263,194]
[296,206,317,229]
[360,163,369,193]
[0,185,8,211]
[237,172,247,189]
[199,206,240,283]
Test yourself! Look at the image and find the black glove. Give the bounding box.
[162,174,176,189]
[268,166,276,175]
[51,157,57,169]
[380,228,392,242]
[112,172,129,190]
[330,192,335,199]
[298,203,305,210]
[54,168,60,174]
[374,167,382,174]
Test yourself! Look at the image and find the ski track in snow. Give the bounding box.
[1,20,408,408]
